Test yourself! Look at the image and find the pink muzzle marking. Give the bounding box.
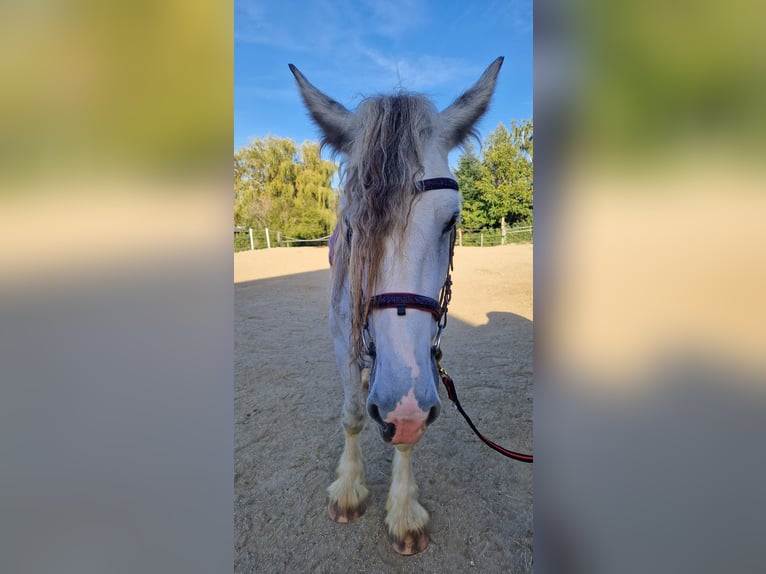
[390,419,427,444]
[384,388,430,445]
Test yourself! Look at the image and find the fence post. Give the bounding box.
[501,217,507,245]
[480,232,484,247]
[276,231,281,247]
[265,227,271,249]
[458,228,463,247]
[248,228,254,250]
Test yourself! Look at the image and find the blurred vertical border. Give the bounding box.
[535,0,766,572]
[0,1,233,573]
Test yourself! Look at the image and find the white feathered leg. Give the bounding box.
[385,444,430,554]
[327,426,368,523]
[327,293,369,523]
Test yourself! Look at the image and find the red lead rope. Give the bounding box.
[438,363,533,463]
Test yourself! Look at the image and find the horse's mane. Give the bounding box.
[330,92,437,356]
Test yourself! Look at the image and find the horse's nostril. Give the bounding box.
[379,422,396,442]
[368,403,396,442]
[368,403,383,425]
[426,404,440,426]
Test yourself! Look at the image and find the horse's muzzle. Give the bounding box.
[368,403,440,445]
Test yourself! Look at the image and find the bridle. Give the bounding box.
[360,177,457,359]
[352,176,533,463]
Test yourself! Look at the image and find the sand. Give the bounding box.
[234,244,533,573]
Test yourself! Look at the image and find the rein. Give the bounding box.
[358,177,533,464]
[435,350,533,463]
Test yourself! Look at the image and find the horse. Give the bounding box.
[289,57,503,555]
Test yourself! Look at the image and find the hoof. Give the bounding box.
[328,500,366,524]
[390,531,429,555]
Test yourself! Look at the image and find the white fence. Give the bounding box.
[457,225,533,247]
[235,226,532,251]
[234,227,331,251]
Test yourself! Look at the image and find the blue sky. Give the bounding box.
[234,0,532,168]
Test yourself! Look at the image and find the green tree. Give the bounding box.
[292,141,338,238]
[454,141,490,229]
[234,136,338,239]
[509,119,533,225]
[477,120,533,227]
[454,120,533,229]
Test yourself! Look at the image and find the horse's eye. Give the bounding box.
[443,213,460,233]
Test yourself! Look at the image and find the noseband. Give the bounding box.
[360,177,458,357]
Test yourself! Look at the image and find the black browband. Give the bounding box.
[416,177,460,192]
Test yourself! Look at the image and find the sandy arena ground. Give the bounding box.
[234,244,533,573]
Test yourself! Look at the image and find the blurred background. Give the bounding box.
[0,2,233,573]
[536,0,766,572]
[1,0,765,572]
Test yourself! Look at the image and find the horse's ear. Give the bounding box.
[289,64,354,153]
[439,57,504,150]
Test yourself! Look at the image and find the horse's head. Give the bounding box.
[290,58,503,444]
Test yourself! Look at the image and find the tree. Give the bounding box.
[454,141,490,229]
[234,136,338,238]
[454,120,533,229]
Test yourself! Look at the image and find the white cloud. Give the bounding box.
[234,0,354,54]
[360,48,474,92]
[359,0,425,38]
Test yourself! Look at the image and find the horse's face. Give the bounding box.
[290,58,502,444]
[363,183,460,444]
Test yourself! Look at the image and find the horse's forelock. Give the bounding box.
[330,92,437,355]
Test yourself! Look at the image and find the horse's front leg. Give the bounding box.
[385,444,430,555]
[327,346,369,522]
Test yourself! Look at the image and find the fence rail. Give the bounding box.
[457,226,533,247]
[234,227,332,251]
[235,226,532,252]
[280,234,332,247]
